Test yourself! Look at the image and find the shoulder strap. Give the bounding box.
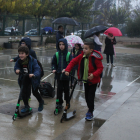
[66,52,71,64]
[92,57,96,69]
[55,52,70,65]
[55,52,59,65]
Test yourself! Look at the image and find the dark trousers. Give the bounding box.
[106,54,113,64]
[84,83,97,112]
[19,75,43,107]
[57,80,70,105]
[27,84,31,98]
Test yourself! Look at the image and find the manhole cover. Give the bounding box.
[0,104,38,116]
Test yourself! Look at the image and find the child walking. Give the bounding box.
[52,38,72,111]
[71,43,83,86]
[65,42,103,120]
[14,46,44,113]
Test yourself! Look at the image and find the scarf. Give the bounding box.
[22,57,29,65]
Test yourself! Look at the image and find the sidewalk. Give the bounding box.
[90,86,140,140]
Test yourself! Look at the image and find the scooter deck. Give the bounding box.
[19,110,33,117]
[66,111,76,120]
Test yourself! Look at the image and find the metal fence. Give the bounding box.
[0,15,90,39]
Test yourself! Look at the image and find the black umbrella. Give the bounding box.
[84,25,108,39]
[52,17,79,26]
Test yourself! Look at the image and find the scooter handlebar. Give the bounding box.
[69,74,92,84]
[18,72,35,78]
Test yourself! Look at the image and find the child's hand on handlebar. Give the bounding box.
[52,70,56,73]
[29,74,34,78]
[10,59,14,62]
[62,69,65,73]
[16,70,20,74]
[88,73,94,80]
[65,71,69,76]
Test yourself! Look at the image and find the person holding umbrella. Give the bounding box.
[56,25,64,51]
[103,33,116,67]
[93,33,103,52]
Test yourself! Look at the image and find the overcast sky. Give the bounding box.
[116,0,140,9]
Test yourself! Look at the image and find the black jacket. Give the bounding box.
[13,38,37,62]
[104,37,116,55]
[56,31,64,51]
[72,46,83,58]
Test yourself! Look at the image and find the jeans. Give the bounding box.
[106,54,113,64]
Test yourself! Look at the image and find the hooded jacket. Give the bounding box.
[56,31,64,51]
[71,45,83,70]
[13,38,37,62]
[65,50,103,84]
[52,38,72,80]
[14,55,41,90]
[72,45,83,58]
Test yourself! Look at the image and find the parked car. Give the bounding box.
[4,31,11,36]
[4,31,22,36]
[25,29,37,35]
[5,27,18,32]
[100,33,106,36]
[72,30,88,36]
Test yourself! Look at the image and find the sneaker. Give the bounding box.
[86,112,94,121]
[38,100,44,112]
[85,110,89,119]
[21,106,30,113]
[56,104,63,110]
[111,64,115,67]
[107,63,109,66]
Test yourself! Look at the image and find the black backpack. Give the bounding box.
[39,82,55,98]
[92,57,103,78]
[33,58,44,77]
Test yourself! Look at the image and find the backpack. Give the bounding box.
[55,52,71,65]
[33,58,44,77]
[39,82,55,98]
[92,57,103,78]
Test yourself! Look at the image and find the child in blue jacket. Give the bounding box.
[11,37,37,100]
[14,46,44,113]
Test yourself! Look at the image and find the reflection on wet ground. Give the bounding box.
[0,48,140,139]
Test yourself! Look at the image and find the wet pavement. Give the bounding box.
[0,48,140,139]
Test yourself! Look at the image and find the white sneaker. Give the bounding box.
[107,63,109,66]
[112,64,115,67]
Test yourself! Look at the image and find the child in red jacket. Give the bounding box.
[65,42,103,120]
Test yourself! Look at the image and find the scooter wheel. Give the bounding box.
[54,110,58,115]
[12,115,16,121]
[60,118,63,123]
[73,110,76,115]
